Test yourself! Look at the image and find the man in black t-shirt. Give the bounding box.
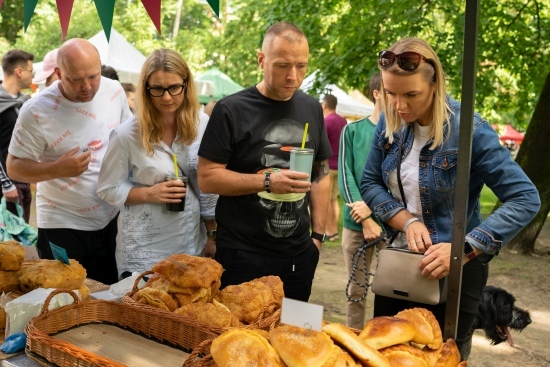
[198,22,332,302]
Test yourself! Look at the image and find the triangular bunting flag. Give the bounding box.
[93,0,116,41]
[56,0,74,41]
[206,0,220,18]
[23,0,39,31]
[0,1,4,9]
[141,0,162,35]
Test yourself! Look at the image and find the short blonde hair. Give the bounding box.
[379,38,450,149]
[136,49,199,155]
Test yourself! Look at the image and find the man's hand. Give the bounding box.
[55,147,92,177]
[269,170,311,194]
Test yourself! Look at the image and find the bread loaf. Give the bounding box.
[380,344,430,367]
[19,259,86,292]
[359,316,417,350]
[0,240,25,271]
[395,308,443,349]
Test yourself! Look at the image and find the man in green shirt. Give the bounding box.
[337,73,383,329]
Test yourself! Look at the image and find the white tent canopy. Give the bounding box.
[301,71,374,120]
[32,28,146,85]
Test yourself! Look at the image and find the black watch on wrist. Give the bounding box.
[264,172,271,193]
[311,231,326,243]
[464,241,476,260]
[206,229,217,237]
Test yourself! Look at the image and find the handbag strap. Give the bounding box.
[389,128,409,244]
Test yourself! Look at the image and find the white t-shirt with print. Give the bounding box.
[9,77,133,230]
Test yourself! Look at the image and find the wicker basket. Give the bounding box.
[25,289,218,367]
[122,271,282,335]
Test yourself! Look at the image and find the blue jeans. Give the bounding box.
[215,242,320,302]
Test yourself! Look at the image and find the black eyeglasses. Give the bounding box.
[146,80,187,97]
[378,50,429,71]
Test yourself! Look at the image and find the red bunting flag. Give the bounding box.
[0,1,4,9]
[93,0,116,41]
[141,0,161,35]
[56,0,74,41]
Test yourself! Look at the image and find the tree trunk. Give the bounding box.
[507,70,550,254]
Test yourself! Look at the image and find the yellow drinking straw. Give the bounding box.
[301,123,309,149]
[172,154,179,179]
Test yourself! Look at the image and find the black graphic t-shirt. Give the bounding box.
[199,86,332,257]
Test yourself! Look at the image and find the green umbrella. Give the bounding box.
[195,67,244,104]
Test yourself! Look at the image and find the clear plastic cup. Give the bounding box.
[165,175,187,212]
[290,148,314,182]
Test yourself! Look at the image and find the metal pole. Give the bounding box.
[444,0,480,340]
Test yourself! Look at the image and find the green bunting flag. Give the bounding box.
[23,0,39,31]
[207,0,219,18]
[93,0,116,41]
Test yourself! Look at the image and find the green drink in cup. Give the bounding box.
[290,147,314,181]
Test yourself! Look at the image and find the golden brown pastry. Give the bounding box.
[433,339,461,367]
[174,300,240,328]
[151,254,222,289]
[215,282,268,324]
[0,270,21,293]
[19,259,86,292]
[323,322,390,367]
[211,328,286,367]
[457,361,468,366]
[359,316,417,350]
[269,324,340,367]
[0,240,25,271]
[77,284,90,301]
[380,344,430,367]
[395,308,443,350]
[0,306,6,329]
[254,275,284,308]
[132,287,177,312]
[333,345,361,367]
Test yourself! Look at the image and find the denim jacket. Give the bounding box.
[360,96,540,258]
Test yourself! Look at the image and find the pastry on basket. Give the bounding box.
[254,275,284,309]
[333,345,361,367]
[380,344,430,367]
[211,328,285,367]
[151,254,222,290]
[19,259,86,292]
[214,278,277,324]
[395,308,443,350]
[132,287,177,312]
[322,322,390,367]
[174,299,240,328]
[0,240,25,271]
[422,338,461,367]
[0,269,21,293]
[359,316,417,350]
[269,324,340,367]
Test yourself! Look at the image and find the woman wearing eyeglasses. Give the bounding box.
[97,49,218,279]
[360,38,539,358]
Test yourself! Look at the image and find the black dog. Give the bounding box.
[471,285,531,346]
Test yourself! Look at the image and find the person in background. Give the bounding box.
[337,72,383,329]
[360,37,540,359]
[32,48,59,87]
[101,64,119,81]
[121,82,136,114]
[97,49,218,279]
[7,39,133,285]
[203,99,217,117]
[0,49,34,223]
[322,94,347,241]
[198,21,332,302]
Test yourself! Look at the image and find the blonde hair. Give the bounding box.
[136,49,199,155]
[379,38,450,149]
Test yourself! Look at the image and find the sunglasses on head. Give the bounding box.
[378,50,429,71]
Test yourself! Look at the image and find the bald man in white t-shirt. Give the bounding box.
[7,38,132,284]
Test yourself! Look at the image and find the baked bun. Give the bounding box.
[433,338,461,367]
[174,300,240,328]
[132,287,177,312]
[333,345,361,367]
[0,240,25,271]
[19,259,86,292]
[395,308,443,349]
[152,254,222,290]
[359,316,417,350]
[322,322,390,367]
[211,328,285,367]
[254,275,284,309]
[269,324,340,367]
[380,344,430,367]
[0,270,21,293]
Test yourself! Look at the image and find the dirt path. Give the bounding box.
[310,226,550,366]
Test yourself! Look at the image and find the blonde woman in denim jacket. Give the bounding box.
[360,37,540,359]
